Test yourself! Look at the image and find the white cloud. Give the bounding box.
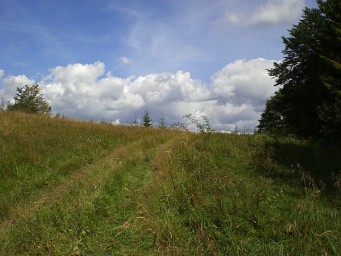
[248,0,305,26]
[0,69,4,79]
[212,58,277,106]
[118,56,131,66]
[0,59,279,131]
[225,13,241,25]
[130,71,210,105]
[0,74,35,103]
[47,61,105,85]
[41,62,143,119]
[224,0,305,27]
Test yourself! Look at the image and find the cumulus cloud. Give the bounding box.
[41,61,144,119]
[212,58,277,106]
[209,58,278,129]
[0,74,35,103]
[0,69,4,79]
[0,59,278,131]
[130,71,210,105]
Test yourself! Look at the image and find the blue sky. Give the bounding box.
[0,0,317,130]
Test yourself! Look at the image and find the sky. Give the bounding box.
[0,0,317,131]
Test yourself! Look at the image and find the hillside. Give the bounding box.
[0,112,340,255]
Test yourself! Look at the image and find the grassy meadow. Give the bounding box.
[0,111,340,255]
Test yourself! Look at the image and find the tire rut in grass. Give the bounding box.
[0,135,158,233]
[0,133,185,255]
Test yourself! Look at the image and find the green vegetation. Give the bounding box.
[7,84,51,114]
[184,114,214,133]
[1,6,340,250]
[1,112,340,255]
[0,1,339,255]
[258,0,341,143]
[142,110,153,127]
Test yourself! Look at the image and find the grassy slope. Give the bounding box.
[0,112,340,255]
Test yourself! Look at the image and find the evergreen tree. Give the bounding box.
[257,92,287,135]
[159,114,167,128]
[7,84,51,114]
[317,0,341,141]
[258,0,341,142]
[131,115,139,126]
[142,110,153,127]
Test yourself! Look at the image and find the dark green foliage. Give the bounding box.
[7,84,51,114]
[257,93,287,135]
[317,0,341,142]
[142,110,153,127]
[258,0,341,143]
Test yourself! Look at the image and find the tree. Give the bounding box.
[316,0,341,141]
[142,110,153,127]
[183,114,214,133]
[0,95,7,111]
[131,115,139,126]
[258,0,341,142]
[7,84,51,114]
[159,113,167,128]
[258,92,287,135]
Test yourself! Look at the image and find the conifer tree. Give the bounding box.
[159,114,167,128]
[142,110,153,127]
[258,0,341,142]
[7,84,51,114]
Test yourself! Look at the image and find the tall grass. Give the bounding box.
[0,112,340,255]
[141,133,340,255]
[0,111,157,220]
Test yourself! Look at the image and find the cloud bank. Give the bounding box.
[0,59,278,131]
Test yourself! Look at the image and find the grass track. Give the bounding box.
[0,112,183,255]
[0,112,340,255]
[1,118,185,254]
